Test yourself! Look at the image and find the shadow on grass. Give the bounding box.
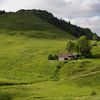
[91,54,100,59]
[0,82,29,86]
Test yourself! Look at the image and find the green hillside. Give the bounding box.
[0,9,99,39]
[0,34,100,100]
[0,9,100,100]
[0,10,74,39]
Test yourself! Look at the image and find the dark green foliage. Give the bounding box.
[48,55,54,60]
[0,10,5,15]
[90,90,96,96]
[48,54,58,60]
[54,54,58,60]
[66,41,75,53]
[76,36,92,58]
[93,33,100,41]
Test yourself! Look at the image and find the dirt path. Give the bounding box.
[57,70,100,84]
[69,70,100,80]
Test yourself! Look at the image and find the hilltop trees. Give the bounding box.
[93,33,100,41]
[0,10,5,15]
[31,9,94,39]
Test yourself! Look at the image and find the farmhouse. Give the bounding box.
[58,53,78,61]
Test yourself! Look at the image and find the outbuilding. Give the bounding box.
[58,53,78,61]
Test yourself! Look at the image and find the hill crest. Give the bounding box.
[0,9,99,39]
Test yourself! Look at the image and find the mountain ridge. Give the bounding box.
[0,9,99,39]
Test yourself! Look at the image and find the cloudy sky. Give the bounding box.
[0,0,100,35]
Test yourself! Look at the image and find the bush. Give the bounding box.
[48,55,54,60]
[48,54,58,60]
[0,10,5,15]
[54,54,58,60]
[90,90,96,96]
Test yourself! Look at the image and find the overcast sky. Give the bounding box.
[0,0,100,35]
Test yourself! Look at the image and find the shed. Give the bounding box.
[58,53,77,61]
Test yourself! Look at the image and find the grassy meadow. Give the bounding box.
[0,33,100,100]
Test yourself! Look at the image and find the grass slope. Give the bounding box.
[0,12,74,39]
[0,34,100,100]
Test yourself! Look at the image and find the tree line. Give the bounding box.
[30,9,98,40]
[0,10,5,15]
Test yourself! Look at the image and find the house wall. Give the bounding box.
[58,57,64,61]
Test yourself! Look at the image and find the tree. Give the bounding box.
[66,41,75,53]
[93,34,99,41]
[69,21,71,25]
[0,10,5,15]
[76,36,92,58]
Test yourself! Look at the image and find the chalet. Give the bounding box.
[58,53,78,61]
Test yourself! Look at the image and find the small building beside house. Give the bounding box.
[58,53,78,61]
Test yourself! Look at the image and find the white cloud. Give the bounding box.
[0,0,42,11]
[1,0,100,17]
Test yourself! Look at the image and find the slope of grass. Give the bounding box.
[0,34,100,100]
[0,34,67,83]
[0,12,75,39]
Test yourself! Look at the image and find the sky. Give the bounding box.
[0,0,100,36]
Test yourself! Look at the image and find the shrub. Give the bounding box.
[48,55,54,60]
[90,90,96,96]
[54,54,58,60]
[48,54,58,60]
[0,10,5,15]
